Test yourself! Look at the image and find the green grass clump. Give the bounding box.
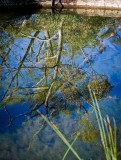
[88,86,117,160]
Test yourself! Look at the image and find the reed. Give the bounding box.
[88,86,117,160]
[37,110,83,160]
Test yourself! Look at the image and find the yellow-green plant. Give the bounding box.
[37,110,83,160]
[88,86,117,160]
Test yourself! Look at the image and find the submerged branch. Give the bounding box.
[6,101,45,126]
[44,21,63,114]
[21,32,58,42]
[1,31,40,102]
[28,120,46,150]
[44,30,54,56]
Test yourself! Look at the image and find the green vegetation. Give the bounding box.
[78,115,100,142]
[89,87,117,160]
[37,110,83,160]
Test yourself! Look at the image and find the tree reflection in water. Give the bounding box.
[0,12,121,160]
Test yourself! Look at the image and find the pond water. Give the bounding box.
[0,10,121,160]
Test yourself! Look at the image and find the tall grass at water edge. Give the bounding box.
[88,86,117,160]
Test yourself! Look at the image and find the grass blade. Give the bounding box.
[37,110,83,160]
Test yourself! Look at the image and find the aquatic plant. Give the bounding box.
[79,116,100,142]
[37,109,83,160]
[89,79,111,99]
[89,86,117,160]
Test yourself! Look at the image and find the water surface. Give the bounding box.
[0,10,121,160]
